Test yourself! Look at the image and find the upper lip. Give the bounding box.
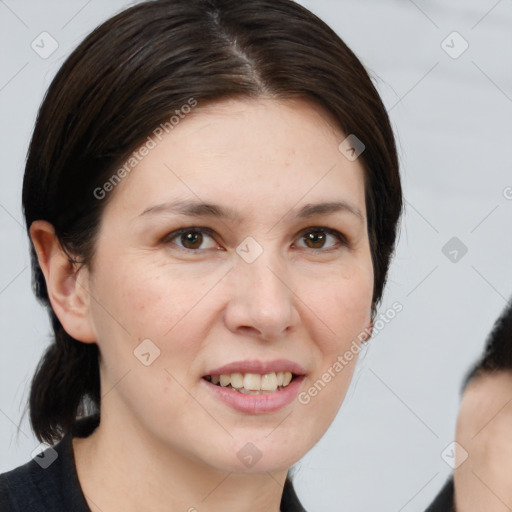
[204,359,307,376]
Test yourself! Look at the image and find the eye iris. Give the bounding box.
[305,231,325,249]
[182,231,202,249]
[174,229,335,251]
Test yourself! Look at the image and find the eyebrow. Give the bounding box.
[137,199,364,223]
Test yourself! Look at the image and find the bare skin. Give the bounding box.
[454,370,512,511]
[30,97,374,512]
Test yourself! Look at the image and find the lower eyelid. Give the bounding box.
[164,227,349,251]
[165,228,217,249]
[296,228,348,249]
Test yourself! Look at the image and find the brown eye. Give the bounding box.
[303,230,327,249]
[297,227,348,251]
[180,231,203,250]
[165,227,217,251]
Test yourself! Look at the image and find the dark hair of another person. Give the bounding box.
[20,0,403,505]
[462,298,512,391]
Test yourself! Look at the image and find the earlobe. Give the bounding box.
[29,220,97,343]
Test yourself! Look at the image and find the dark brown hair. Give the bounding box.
[21,0,402,507]
[461,297,512,391]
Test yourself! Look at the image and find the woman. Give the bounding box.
[0,0,402,510]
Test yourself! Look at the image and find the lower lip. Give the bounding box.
[201,376,305,413]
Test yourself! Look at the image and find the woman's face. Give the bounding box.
[83,97,374,473]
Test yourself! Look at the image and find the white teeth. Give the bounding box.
[208,371,294,393]
[230,373,244,389]
[261,372,278,391]
[219,374,230,387]
[243,373,261,391]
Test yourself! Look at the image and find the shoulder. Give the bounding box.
[423,476,455,512]
[0,415,99,512]
[0,441,64,512]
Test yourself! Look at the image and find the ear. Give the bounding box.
[29,220,96,343]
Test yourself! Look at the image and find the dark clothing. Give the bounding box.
[424,477,455,512]
[0,415,98,512]
[0,414,305,511]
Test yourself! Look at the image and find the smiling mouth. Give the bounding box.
[203,371,297,394]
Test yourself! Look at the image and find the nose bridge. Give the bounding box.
[226,236,297,337]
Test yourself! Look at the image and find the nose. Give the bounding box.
[223,245,300,340]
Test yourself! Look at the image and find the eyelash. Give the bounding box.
[163,226,349,253]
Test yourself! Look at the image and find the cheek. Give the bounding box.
[93,260,209,341]
[296,261,372,419]
[307,263,373,351]
[89,267,205,410]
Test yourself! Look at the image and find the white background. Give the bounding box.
[1,1,511,510]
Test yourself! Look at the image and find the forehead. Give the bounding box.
[102,97,367,223]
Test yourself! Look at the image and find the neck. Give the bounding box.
[72,406,287,512]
